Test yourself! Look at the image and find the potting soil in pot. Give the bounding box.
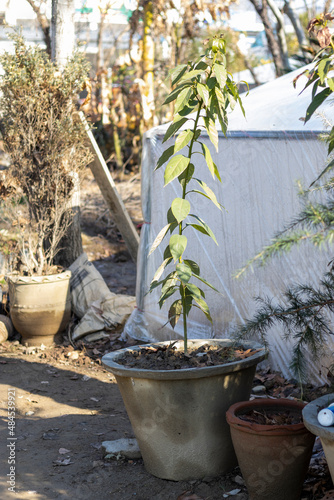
[116,342,261,370]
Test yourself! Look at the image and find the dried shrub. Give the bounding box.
[0,31,93,275]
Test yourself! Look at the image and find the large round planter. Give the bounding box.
[8,271,72,346]
[226,398,315,500]
[302,393,334,485]
[102,339,266,481]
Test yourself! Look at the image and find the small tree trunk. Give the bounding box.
[51,0,83,268]
[142,0,155,129]
[26,0,51,56]
[267,0,291,72]
[249,0,285,77]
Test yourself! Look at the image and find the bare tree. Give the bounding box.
[25,0,51,55]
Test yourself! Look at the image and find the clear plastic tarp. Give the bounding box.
[124,65,334,384]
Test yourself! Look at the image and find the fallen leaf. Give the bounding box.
[223,489,241,498]
[58,448,71,455]
[90,397,99,402]
[53,458,73,466]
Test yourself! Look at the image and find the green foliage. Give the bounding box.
[236,20,334,380]
[149,35,244,352]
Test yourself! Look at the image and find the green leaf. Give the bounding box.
[193,296,212,322]
[214,62,227,88]
[174,87,193,114]
[149,223,171,255]
[171,198,190,223]
[167,64,187,82]
[215,86,226,107]
[201,143,221,181]
[163,82,190,105]
[327,78,334,92]
[170,64,188,85]
[176,262,192,283]
[180,69,203,82]
[159,286,177,308]
[305,87,331,123]
[178,162,195,188]
[197,82,209,106]
[163,116,188,143]
[161,271,178,294]
[185,282,203,300]
[193,178,221,209]
[318,57,331,85]
[164,155,190,186]
[310,157,334,186]
[193,273,219,292]
[169,234,187,261]
[184,259,200,275]
[175,129,193,153]
[151,257,173,282]
[204,115,219,151]
[168,299,182,328]
[155,145,175,170]
[188,214,218,244]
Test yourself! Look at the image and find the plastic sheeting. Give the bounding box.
[124,65,334,384]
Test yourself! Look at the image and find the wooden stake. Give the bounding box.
[80,112,139,262]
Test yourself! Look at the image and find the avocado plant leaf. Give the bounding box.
[171,198,191,224]
[193,296,212,322]
[155,145,175,170]
[184,259,200,275]
[200,143,221,181]
[168,299,183,328]
[163,82,190,105]
[214,62,227,88]
[169,234,187,261]
[164,155,190,186]
[175,129,193,153]
[175,87,193,114]
[176,262,192,283]
[163,116,188,143]
[186,282,204,300]
[204,116,219,151]
[193,272,219,292]
[305,87,331,123]
[149,223,171,255]
[188,214,218,244]
[151,257,173,285]
[197,82,209,106]
[193,178,221,209]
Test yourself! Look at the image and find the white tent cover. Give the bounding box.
[124,65,334,384]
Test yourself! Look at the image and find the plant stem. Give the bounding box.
[179,103,203,353]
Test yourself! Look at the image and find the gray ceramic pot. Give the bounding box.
[102,338,267,480]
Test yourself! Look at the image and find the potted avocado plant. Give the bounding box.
[0,32,92,346]
[102,35,267,481]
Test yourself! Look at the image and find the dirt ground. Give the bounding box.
[0,171,334,500]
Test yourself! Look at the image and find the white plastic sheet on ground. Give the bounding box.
[69,253,136,341]
[124,65,334,384]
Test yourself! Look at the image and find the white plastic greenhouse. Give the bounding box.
[124,65,334,384]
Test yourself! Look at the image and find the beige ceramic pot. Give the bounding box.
[303,394,334,485]
[226,398,315,500]
[102,339,267,481]
[8,271,71,346]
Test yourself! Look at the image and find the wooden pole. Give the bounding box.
[79,112,139,263]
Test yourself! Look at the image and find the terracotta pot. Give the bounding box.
[302,393,334,484]
[8,271,71,346]
[102,339,267,481]
[226,398,315,500]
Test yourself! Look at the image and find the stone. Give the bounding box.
[102,438,141,459]
[252,385,266,394]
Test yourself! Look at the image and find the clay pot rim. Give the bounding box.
[7,270,71,284]
[226,398,307,435]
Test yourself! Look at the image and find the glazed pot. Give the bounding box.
[303,393,334,485]
[226,398,315,500]
[102,339,266,481]
[8,271,71,346]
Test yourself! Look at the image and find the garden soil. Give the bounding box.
[0,170,333,500]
